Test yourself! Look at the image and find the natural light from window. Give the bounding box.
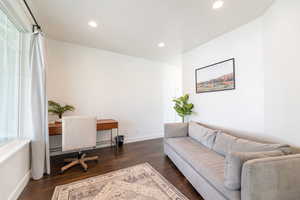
[0,8,21,146]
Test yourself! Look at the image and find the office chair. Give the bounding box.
[61,116,98,173]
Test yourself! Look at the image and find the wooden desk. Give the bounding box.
[49,119,119,152]
[48,119,118,136]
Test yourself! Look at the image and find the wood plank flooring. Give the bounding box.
[18,138,203,200]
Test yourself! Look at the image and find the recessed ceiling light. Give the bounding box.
[158,42,165,48]
[88,21,98,28]
[212,0,224,10]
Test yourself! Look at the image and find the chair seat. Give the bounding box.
[61,116,98,173]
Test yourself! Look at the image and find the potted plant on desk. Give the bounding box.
[48,100,75,123]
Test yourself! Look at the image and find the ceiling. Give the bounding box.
[28,0,273,63]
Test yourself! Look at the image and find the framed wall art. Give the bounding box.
[195,58,235,93]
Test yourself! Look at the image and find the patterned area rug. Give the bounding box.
[52,163,189,200]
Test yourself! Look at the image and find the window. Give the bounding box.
[0,8,21,145]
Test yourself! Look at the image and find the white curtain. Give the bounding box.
[0,0,50,179]
[29,32,50,179]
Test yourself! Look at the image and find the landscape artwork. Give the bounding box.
[195,58,235,93]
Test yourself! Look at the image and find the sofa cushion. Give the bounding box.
[231,138,290,153]
[224,150,284,190]
[213,132,238,156]
[188,121,217,149]
[165,137,240,200]
[213,132,290,157]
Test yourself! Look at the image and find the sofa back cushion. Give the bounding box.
[213,132,290,156]
[213,132,238,156]
[231,138,290,153]
[224,150,284,190]
[188,121,217,149]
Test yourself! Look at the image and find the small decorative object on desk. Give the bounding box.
[173,94,194,123]
[48,100,75,123]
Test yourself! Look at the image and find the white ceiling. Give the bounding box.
[29,0,273,63]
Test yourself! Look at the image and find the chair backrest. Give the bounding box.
[62,116,97,152]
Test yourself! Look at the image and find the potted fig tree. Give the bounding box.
[173,94,194,123]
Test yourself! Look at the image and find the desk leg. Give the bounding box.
[116,128,119,151]
[110,129,113,147]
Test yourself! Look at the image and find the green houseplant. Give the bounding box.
[48,100,75,120]
[173,94,194,122]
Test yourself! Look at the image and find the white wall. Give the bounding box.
[182,0,300,146]
[183,18,265,138]
[46,39,181,147]
[263,0,300,146]
[46,1,300,148]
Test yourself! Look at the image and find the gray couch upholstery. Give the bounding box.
[164,122,300,200]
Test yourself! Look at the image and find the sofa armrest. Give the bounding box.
[241,154,300,200]
[164,123,188,138]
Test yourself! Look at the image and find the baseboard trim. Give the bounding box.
[125,134,163,144]
[8,171,30,200]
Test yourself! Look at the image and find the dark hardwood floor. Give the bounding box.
[18,138,203,200]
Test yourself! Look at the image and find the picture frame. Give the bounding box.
[195,58,235,93]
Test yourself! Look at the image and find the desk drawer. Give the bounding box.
[97,122,118,131]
